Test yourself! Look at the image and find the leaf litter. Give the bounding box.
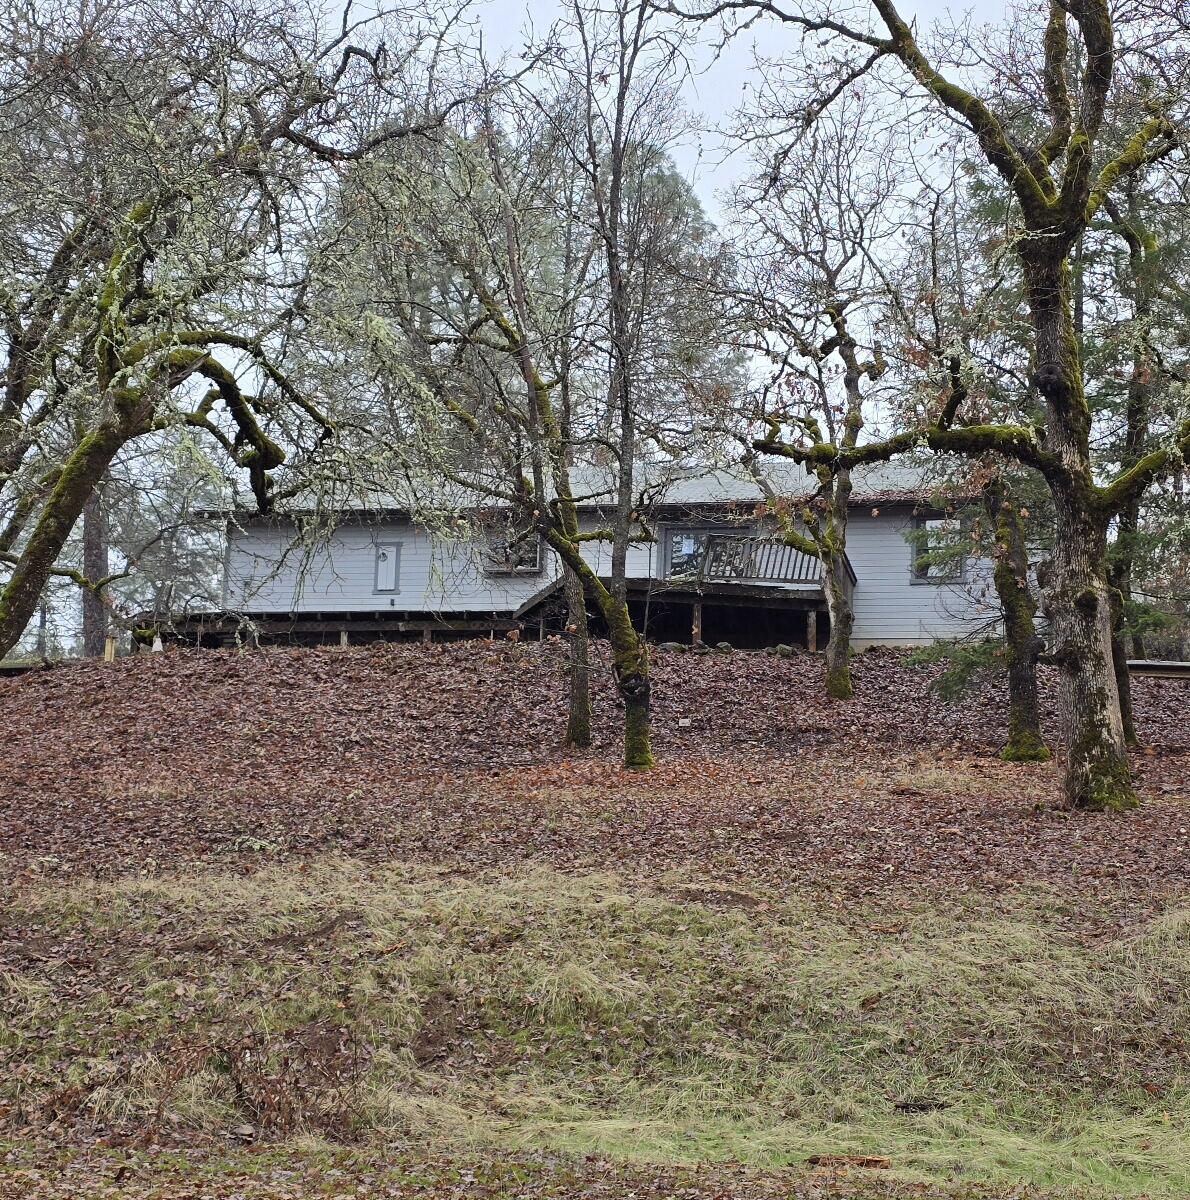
[0,641,1185,903]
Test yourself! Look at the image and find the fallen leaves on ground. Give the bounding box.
[0,641,1185,904]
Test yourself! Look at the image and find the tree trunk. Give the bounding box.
[1027,259,1135,809]
[822,554,854,700]
[1105,200,1155,721]
[1109,586,1138,747]
[605,593,652,771]
[35,602,49,658]
[549,533,652,770]
[1040,511,1132,807]
[985,486,1050,762]
[81,486,109,657]
[1104,377,1147,745]
[563,565,592,749]
[0,420,129,659]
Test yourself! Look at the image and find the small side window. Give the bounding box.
[374,542,401,593]
[912,517,964,583]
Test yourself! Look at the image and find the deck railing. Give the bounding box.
[692,534,856,590]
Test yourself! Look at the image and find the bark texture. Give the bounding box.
[1028,261,1135,809]
[81,487,109,657]
[563,565,593,749]
[984,484,1049,762]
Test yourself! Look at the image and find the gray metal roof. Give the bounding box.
[213,457,952,520]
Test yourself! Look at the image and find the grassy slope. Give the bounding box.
[3,860,1188,1198]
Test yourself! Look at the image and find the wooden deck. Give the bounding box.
[1126,659,1190,678]
[136,611,521,648]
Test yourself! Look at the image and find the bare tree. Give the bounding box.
[727,95,895,698]
[0,0,478,657]
[674,0,1189,810]
[340,94,663,765]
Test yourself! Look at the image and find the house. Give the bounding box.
[174,461,996,650]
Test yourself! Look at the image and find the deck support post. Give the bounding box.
[806,609,818,653]
[339,628,349,648]
[422,628,433,644]
[691,599,703,645]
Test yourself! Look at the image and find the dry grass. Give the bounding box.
[2,861,1188,1198]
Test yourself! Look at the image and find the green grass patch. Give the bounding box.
[1,860,1187,1197]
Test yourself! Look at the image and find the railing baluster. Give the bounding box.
[697,534,846,587]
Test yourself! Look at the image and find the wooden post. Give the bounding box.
[806,609,818,653]
[691,600,703,645]
[339,628,349,648]
[103,635,117,662]
[422,628,433,644]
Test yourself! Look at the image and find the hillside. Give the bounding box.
[0,641,1186,899]
[2,642,1189,1198]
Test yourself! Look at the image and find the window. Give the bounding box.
[667,529,710,577]
[912,517,964,583]
[373,542,401,593]
[666,526,759,578]
[483,523,542,575]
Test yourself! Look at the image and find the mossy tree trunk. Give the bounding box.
[595,577,652,771]
[813,323,877,702]
[820,470,855,701]
[984,481,1049,762]
[822,563,854,700]
[1027,258,1135,809]
[0,417,133,658]
[545,531,652,771]
[0,198,302,662]
[563,564,593,749]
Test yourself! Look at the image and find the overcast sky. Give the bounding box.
[476,0,1006,220]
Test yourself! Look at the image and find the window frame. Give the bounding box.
[663,523,757,578]
[373,541,402,594]
[482,527,543,576]
[664,526,714,578]
[910,515,966,585]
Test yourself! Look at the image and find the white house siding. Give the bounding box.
[846,507,997,647]
[223,519,553,614]
[223,507,997,646]
[222,513,655,616]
